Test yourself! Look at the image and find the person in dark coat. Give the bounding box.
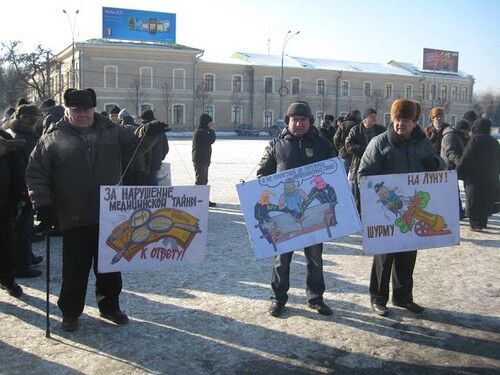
[26,88,168,332]
[318,115,337,146]
[462,110,477,128]
[257,101,335,318]
[334,109,361,173]
[358,99,445,317]
[345,108,386,212]
[42,103,65,135]
[0,129,26,298]
[425,107,450,154]
[4,105,43,277]
[457,118,500,231]
[192,113,216,207]
[140,109,170,185]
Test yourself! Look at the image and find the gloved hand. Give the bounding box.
[420,157,440,171]
[36,206,56,230]
[144,121,170,136]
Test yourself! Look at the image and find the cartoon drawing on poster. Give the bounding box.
[98,185,209,273]
[237,158,362,259]
[360,170,460,255]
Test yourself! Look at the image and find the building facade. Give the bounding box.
[50,39,475,131]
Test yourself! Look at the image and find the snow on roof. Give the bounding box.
[79,38,203,52]
[389,61,470,78]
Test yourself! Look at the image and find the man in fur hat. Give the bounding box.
[358,99,445,317]
[425,107,450,154]
[26,88,169,332]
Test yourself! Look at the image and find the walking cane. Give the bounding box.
[45,229,51,338]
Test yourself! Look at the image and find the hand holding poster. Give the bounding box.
[236,157,361,259]
[359,170,460,254]
[98,185,209,273]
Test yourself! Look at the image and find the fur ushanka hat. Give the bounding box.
[390,99,421,122]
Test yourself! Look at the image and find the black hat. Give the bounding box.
[15,104,40,118]
[63,88,97,108]
[462,110,477,123]
[141,109,155,122]
[362,108,377,119]
[455,119,470,131]
[348,109,362,122]
[41,99,56,109]
[471,118,491,135]
[16,98,30,107]
[199,113,213,127]
[110,106,120,115]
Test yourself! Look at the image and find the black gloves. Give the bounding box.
[144,121,170,136]
[421,157,440,171]
[36,206,56,230]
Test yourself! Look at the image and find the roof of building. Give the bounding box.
[78,38,203,53]
[388,60,471,79]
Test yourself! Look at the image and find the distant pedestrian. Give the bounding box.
[334,110,361,173]
[192,114,216,207]
[108,106,120,123]
[140,109,169,185]
[425,107,450,154]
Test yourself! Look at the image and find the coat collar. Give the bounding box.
[388,123,426,146]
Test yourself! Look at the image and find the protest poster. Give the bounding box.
[98,185,209,273]
[359,170,460,255]
[236,157,362,259]
[158,162,172,186]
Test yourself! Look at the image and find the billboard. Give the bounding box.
[102,7,176,43]
[423,48,459,73]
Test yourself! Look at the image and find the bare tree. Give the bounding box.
[365,89,387,112]
[195,79,213,118]
[231,92,242,125]
[1,41,55,101]
[473,91,496,119]
[162,81,172,123]
[128,77,145,116]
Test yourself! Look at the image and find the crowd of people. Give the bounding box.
[0,91,498,331]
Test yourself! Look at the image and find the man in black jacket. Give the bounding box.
[192,114,216,207]
[334,110,362,173]
[257,101,335,318]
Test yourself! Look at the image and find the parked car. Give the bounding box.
[268,120,285,137]
[235,123,260,136]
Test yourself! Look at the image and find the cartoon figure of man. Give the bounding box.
[278,178,308,218]
[307,176,338,225]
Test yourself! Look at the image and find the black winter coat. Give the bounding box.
[192,124,216,164]
[457,133,500,218]
[257,126,334,177]
[345,123,386,182]
[334,120,359,159]
[4,118,39,166]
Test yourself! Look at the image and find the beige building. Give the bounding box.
[50,39,475,131]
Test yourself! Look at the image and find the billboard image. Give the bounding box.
[423,48,459,73]
[102,7,176,43]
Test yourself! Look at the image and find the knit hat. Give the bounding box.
[286,102,312,119]
[362,108,377,119]
[63,88,97,108]
[141,109,155,122]
[462,110,477,123]
[471,118,491,135]
[199,113,213,127]
[348,110,362,123]
[41,99,56,110]
[429,107,445,119]
[390,99,421,121]
[118,108,131,121]
[110,106,120,115]
[455,120,470,131]
[15,104,40,119]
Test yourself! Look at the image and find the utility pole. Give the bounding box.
[278,30,300,121]
[63,9,79,88]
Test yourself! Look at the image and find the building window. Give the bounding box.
[264,110,273,129]
[232,75,242,93]
[385,83,393,99]
[317,80,325,95]
[172,104,185,124]
[341,80,350,97]
[384,113,391,127]
[461,87,468,103]
[231,105,242,124]
[140,67,153,89]
[140,103,152,113]
[363,82,372,97]
[451,85,458,101]
[104,103,119,113]
[264,77,273,94]
[173,68,185,90]
[291,78,300,95]
[104,65,118,88]
[204,104,214,120]
[405,84,413,99]
[316,112,324,122]
[450,115,457,126]
[419,83,426,100]
[430,84,437,101]
[204,74,215,92]
[440,85,448,101]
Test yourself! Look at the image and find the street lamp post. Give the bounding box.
[63,9,79,88]
[278,30,300,121]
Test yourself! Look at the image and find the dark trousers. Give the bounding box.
[369,251,417,306]
[12,203,34,271]
[0,217,15,285]
[271,243,325,304]
[58,225,122,318]
[194,161,210,185]
[469,217,487,229]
